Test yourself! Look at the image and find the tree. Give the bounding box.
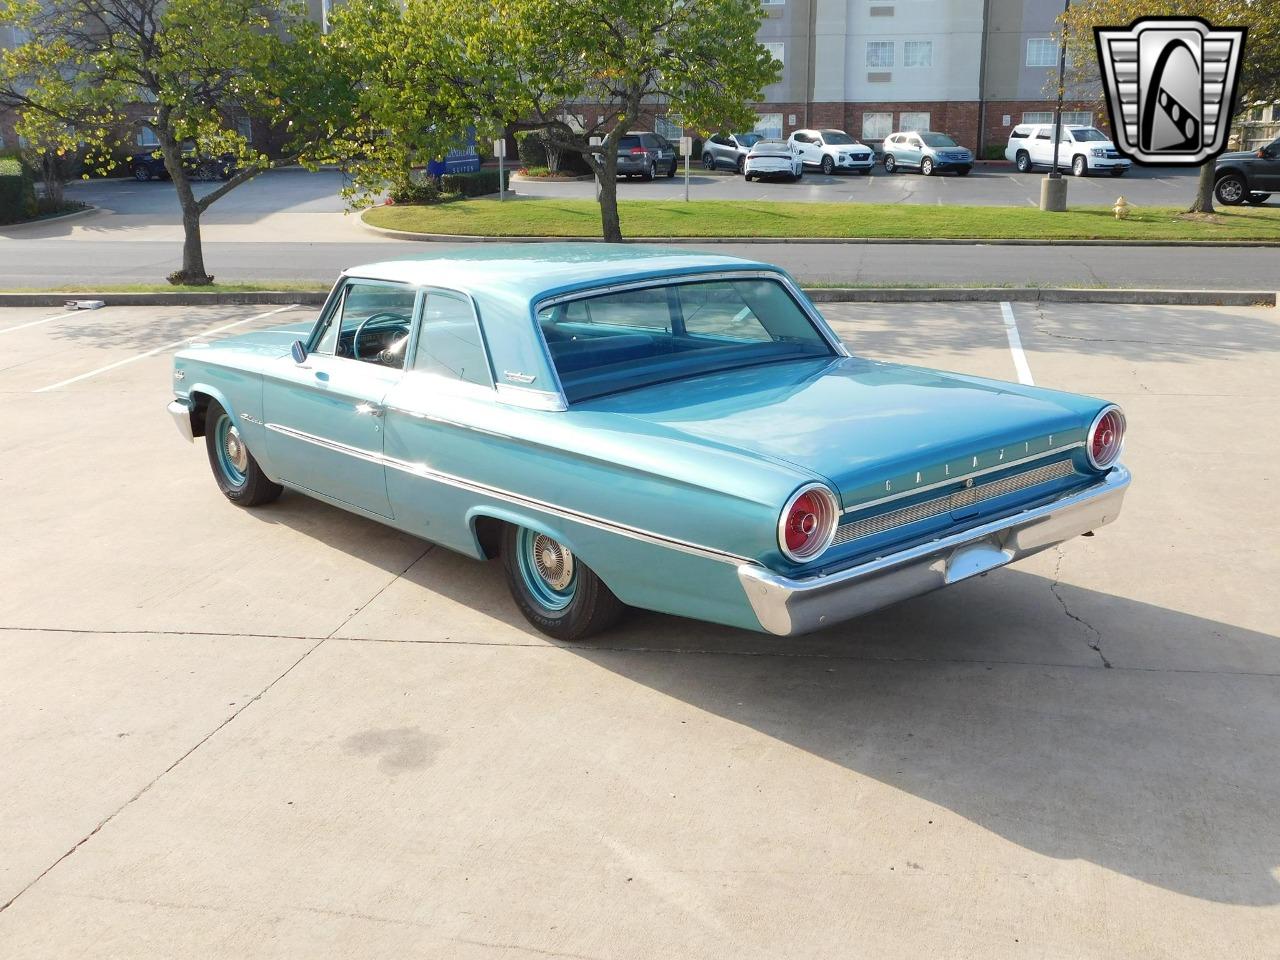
[0,0,326,284]
[1062,0,1280,213]
[322,0,780,241]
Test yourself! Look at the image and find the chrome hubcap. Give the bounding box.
[533,534,574,591]
[1221,180,1243,201]
[223,425,249,474]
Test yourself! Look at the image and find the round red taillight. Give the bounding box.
[778,484,839,562]
[1087,405,1126,469]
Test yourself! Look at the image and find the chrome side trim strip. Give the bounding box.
[263,422,751,565]
[841,443,1084,515]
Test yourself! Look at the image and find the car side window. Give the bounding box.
[312,281,416,368]
[412,291,491,386]
[678,282,774,342]
[1035,129,1052,140]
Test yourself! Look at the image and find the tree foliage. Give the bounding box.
[0,0,325,283]
[317,0,780,240]
[1061,0,1280,213]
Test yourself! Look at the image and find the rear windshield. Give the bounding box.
[753,140,790,154]
[537,277,834,402]
[618,135,641,150]
[821,130,856,145]
[923,133,959,147]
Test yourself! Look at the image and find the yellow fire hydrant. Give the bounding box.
[1113,196,1132,220]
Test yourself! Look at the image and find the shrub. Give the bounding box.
[515,130,547,168]
[390,177,444,204]
[441,168,505,197]
[0,156,37,225]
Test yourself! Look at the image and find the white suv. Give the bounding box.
[1005,124,1131,177]
[787,129,876,175]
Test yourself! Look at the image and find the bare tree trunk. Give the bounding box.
[158,122,213,285]
[597,148,622,242]
[1187,161,1216,214]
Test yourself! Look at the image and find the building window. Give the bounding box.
[763,42,784,66]
[862,112,893,140]
[1026,38,1059,67]
[1022,111,1054,125]
[655,115,683,140]
[899,112,931,132]
[761,0,784,5]
[754,113,783,139]
[866,41,894,68]
[236,117,253,141]
[1062,111,1093,126]
[321,0,332,33]
[903,40,932,68]
[137,127,160,147]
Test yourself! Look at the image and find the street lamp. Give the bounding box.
[1041,0,1071,211]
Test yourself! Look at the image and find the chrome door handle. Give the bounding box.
[354,402,383,418]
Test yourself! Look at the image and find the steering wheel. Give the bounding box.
[352,312,410,362]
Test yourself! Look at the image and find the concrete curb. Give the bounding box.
[2,287,1272,309]
[357,214,1280,248]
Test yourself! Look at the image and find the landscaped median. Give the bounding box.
[363,198,1280,242]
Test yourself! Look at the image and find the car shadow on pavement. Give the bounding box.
[261,493,1279,910]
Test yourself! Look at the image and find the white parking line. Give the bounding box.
[34,304,298,393]
[0,310,83,336]
[1000,302,1035,385]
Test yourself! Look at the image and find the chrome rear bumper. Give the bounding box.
[168,398,195,442]
[738,465,1130,636]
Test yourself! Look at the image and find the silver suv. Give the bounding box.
[616,132,678,180]
[881,131,973,176]
[702,133,763,173]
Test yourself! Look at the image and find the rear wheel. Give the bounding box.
[643,161,656,181]
[1247,192,1271,205]
[735,156,745,174]
[666,160,677,178]
[920,157,934,176]
[820,155,834,175]
[1215,173,1247,205]
[204,401,282,506]
[501,525,625,641]
[1015,150,1032,173]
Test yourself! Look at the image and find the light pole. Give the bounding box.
[1040,0,1071,211]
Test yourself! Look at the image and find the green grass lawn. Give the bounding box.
[364,198,1280,241]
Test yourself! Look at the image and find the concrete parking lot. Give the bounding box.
[1,298,1278,957]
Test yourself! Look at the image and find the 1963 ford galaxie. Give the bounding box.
[168,246,1129,640]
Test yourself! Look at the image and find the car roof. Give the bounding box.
[343,244,775,301]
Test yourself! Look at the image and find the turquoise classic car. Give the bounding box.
[168,246,1130,640]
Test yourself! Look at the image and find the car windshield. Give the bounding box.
[922,133,959,147]
[1069,127,1109,142]
[536,277,834,402]
[820,131,856,145]
[735,133,763,147]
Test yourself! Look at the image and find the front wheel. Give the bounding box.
[204,401,282,506]
[820,155,834,175]
[920,157,934,176]
[501,525,625,641]
[702,152,715,170]
[957,165,972,176]
[133,165,152,182]
[1072,155,1088,177]
[883,154,897,174]
[1110,167,1127,177]
[1215,173,1247,205]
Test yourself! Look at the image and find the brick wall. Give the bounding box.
[979,100,1110,154]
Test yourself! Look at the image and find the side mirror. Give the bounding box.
[290,340,308,364]
[1258,148,1273,159]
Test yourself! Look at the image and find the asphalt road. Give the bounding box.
[2,299,1277,957]
[0,169,1273,289]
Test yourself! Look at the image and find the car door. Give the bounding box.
[796,133,819,167]
[903,136,924,168]
[1254,138,1280,190]
[1032,126,1055,166]
[262,279,420,518]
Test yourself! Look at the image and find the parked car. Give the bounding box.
[1213,136,1279,205]
[788,129,875,175]
[168,246,1130,641]
[1005,123,1130,177]
[743,139,803,181]
[702,133,763,173]
[615,132,678,180]
[130,148,237,183]
[881,130,973,176]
